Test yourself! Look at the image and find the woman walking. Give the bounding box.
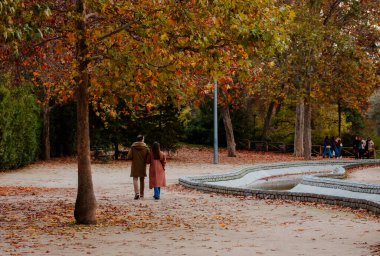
[322,136,332,158]
[147,142,166,200]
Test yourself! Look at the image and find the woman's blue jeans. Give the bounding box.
[154,187,161,198]
[322,147,332,158]
[335,147,341,157]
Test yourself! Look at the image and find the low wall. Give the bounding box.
[179,160,380,215]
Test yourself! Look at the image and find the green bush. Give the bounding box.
[0,80,40,170]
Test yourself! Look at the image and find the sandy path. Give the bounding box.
[1,149,379,256]
[347,167,380,184]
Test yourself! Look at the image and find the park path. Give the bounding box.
[1,150,380,256]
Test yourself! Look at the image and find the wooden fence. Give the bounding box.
[243,140,378,158]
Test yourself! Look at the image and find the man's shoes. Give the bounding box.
[134,194,140,200]
[153,196,160,200]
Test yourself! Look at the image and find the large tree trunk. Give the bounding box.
[294,99,304,157]
[41,106,50,160]
[261,101,275,140]
[221,105,236,157]
[303,88,312,160]
[73,0,97,225]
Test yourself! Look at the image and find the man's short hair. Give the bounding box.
[136,135,144,142]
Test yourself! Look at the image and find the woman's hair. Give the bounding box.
[152,142,161,160]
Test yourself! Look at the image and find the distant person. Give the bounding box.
[367,138,375,159]
[335,137,342,159]
[127,135,150,200]
[147,142,166,200]
[353,136,360,159]
[330,136,336,157]
[359,137,366,159]
[322,136,332,158]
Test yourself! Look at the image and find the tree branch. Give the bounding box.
[85,12,99,20]
[34,36,66,47]
[96,20,139,42]
[175,42,228,53]
[323,0,343,26]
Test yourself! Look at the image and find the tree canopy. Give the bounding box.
[0,0,378,223]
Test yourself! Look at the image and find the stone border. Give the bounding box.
[178,160,380,215]
[301,176,380,194]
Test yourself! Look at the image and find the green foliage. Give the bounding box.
[231,108,257,146]
[344,108,365,133]
[183,102,215,146]
[265,108,295,144]
[0,77,40,170]
[90,102,185,153]
[137,104,185,153]
[372,136,380,151]
[89,106,121,151]
[184,101,258,148]
[0,1,51,40]
[184,99,367,147]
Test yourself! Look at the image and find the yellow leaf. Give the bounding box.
[66,32,76,43]
[160,33,168,41]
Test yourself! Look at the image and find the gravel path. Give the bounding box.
[1,150,380,256]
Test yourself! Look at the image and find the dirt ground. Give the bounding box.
[1,148,380,256]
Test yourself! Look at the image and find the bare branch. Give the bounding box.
[85,12,99,20]
[90,55,105,61]
[34,36,66,47]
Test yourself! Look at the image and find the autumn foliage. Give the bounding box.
[0,0,378,224]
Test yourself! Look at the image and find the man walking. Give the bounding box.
[127,135,149,200]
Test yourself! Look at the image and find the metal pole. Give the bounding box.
[213,80,218,164]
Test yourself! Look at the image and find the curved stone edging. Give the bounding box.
[301,176,380,194]
[181,160,363,184]
[178,160,380,215]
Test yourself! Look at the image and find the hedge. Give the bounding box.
[0,80,40,170]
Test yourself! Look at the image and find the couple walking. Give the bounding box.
[127,135,166,200]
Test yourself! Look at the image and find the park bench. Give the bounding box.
[90,147,114,162]
[115,149,129,160]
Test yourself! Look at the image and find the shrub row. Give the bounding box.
[0,79,40,170]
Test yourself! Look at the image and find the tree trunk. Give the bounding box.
[294,99,304,157]
[261,101,275,140]
[114,142,119,160]
[303,89,312,160]
[73,0,97,225]
[41,106,50,160]
[221,105,236,157]
[338,100,341,138]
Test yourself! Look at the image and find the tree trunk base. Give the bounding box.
[227,152,237,157]
[222,106,237,158]
[74,194,97,225]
